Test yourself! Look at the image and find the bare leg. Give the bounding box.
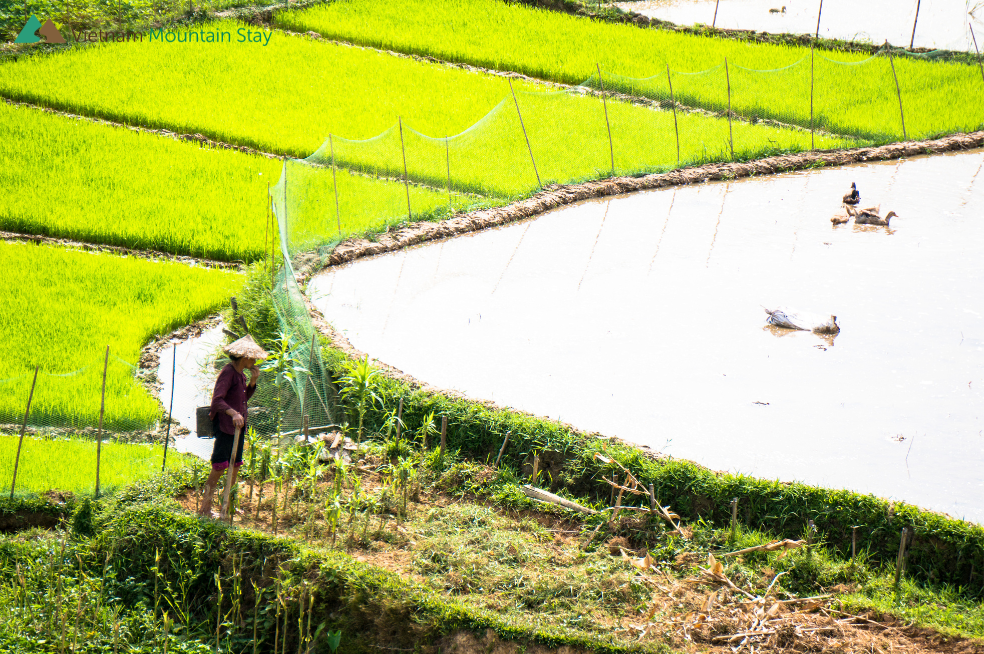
[198,468,224,517]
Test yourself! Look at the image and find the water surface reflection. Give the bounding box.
[311,150,984,521]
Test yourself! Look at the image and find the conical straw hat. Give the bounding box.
[223,334,268,359]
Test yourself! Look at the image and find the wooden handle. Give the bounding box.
[220,427,242,523]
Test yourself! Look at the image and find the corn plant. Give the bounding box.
[338,356,382,449]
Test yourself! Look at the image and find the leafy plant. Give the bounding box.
[338,356,382,449]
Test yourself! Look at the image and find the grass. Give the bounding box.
[0,241,242,430]
[0,435,189,496]
[278,0,984,141]
[0,101,282,261]
[0,22,851,201]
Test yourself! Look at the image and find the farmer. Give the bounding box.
[198,334,268,518]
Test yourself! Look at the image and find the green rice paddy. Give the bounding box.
[0,23,851,201]
[0,241,242,430]
[278,0,984,141]
[0,435,189,496]
[0,101,281,261]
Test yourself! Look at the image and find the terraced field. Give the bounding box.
[278,0,984,141]
[0,241,241,430]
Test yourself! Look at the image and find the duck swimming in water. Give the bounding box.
[842,182,860,206]
[830,206,853,225]
[854,205,897,226]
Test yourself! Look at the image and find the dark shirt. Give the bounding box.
[210,363,257,435]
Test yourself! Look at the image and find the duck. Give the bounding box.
[842,182,860,206]
[854,205,898,226]
[769,6,787,13]
[831,205,854,225]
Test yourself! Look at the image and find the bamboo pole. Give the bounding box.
[531,454,539,484]
[265,182,270,274]
[725,57,735,161]
[439,415,447,461]
[909,0,921,50]
[712,0,720,27]
[508,79,542,188]
[810,44,816,151]
[888,49,908,140]
[445,136,453,213]
[596,64,615,176]
[648,484,656,513]
[395,397,403,445]
[730,497,738,541]
[221,427,242,524]
[814,0,823,38]
[971,25,984,96]
[94,346,109,497]
[667,64,680,164]
[894,526,913,590]
[329,134,341,235]
[9,365,39,499]
[851,525,858,562]
[398,117,412,223]
[493,431,510,467]
[161,343,176,472]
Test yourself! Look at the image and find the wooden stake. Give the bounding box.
[221,427,242,524]
[894,526,913,590]
[909,0,921,49]
[807,519,815,555]
[851,525,858,561]
[888,49,908,140]
[725,57,735,161]
[508,79,542,189]
[712,0,720,27]
[9,365,39,499]
[398,117,411,222]
[161,344,176,472]
[531,454,539,484]
[814,0,823,39]
[493,431,510,468]
[730,498,738,541]
[302,414,310,441]
[395,398,403,445]
[439,415,447,461]
[95,346,109,498]
[667,64,680,164]
[329,134,341,235]
[596,64,615,176]
[648,484,655,513]
[265,182,270,274]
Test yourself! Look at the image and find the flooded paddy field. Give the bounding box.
[311,149,984,522]
[617,0,984,52]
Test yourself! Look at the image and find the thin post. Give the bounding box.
[265,182,270,274]
[221,428,242,524]
[329,135,341,235]
[667,64,680,164]
[810,44,816,151]
[851,526,858,562]
[161,343,176,472]
[596,64,615,176]
[725,57,735,161]
[648,483,655,513]
[888,50,908,140]
[807,519,815,555]
[94,346,109,498]
[445,136,452,213]
[493,431,510,467]
[398,117,412,222]
[395,397,403,445]
[508,79,542,188]
[894,526,913,590]
[909,0,921,50]
[971,25,984,94]
[302,414,309,441]
[729,498,738,541]
[9,365,39,499]
[712,0,720,27]
[439,415,447,461]
[531,454,539,484]
[814,0,823,39]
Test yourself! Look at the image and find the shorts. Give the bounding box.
[210,428,245,471]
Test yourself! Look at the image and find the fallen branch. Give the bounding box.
[720,539,805,557]
[522,484,597,514]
